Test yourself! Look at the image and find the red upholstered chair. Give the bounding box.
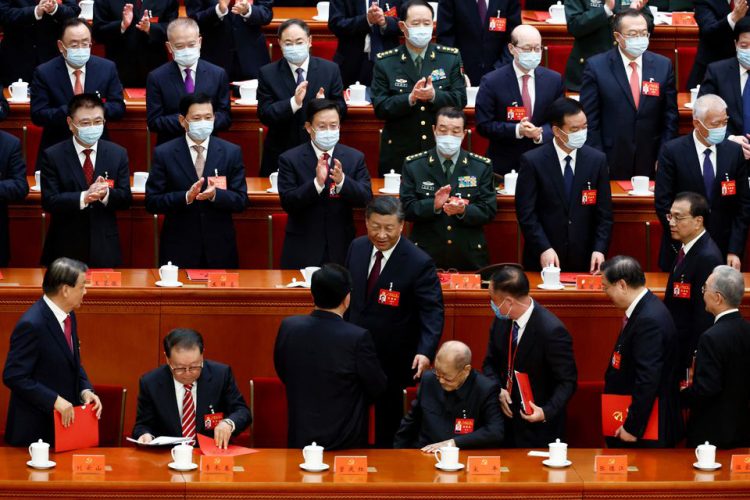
[249,377,288,447]
[23,124,43,173]
[543,45,573,77]
[92,384,127,447]
[267,213,288,269]
[402,386,418,416]
[645,219,663,272]
[675,46,698,92]
[312,40,338,61]
[565,380,605,448]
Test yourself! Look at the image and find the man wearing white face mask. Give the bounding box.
[146,17,231,145]
[516,97,613,273]
[31,18,125,166]
[580,9,678,180]
[400,107,496,270]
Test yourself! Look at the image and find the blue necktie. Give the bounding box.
[295,67,305,85]
[511,322,519,351]
[563,155,574,203]
[743,71,750,135]
[703,149,715,202]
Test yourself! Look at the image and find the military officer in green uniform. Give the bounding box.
[400,107,497,271]
[371,0,466,176]
[564,0,653,91]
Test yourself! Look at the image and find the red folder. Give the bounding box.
[54,404,99,452]
[514,370,535,415]
[560,273,579,285]
[196,433,259,457]
[522,11,551,22]
[616,180,655,192]
[124,88,147,99]
[601,394,659,440]
[186,269,226,281]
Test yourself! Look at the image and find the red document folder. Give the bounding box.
[54,404,99,452]
[196,433,258,457]
[124,88,146,99]
[601,394,659,440]
[514,370,535,415]
[186,269,226,281]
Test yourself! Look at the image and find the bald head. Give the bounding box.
[509,25,542,72]
[436,341,472,371]
[511,24,542,46]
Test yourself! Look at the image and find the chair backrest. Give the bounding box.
[646,219,663,272]
[544,45,573,77]
[565,380,605,448]
[402,386,418,416]
[267,213,288,269]
[675,46,698,92]
[24,124,43,174]
[92,384,127,447]
[311,40,338,61]
[249,377,288,447]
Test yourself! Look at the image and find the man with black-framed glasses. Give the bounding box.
[133,328,250,449]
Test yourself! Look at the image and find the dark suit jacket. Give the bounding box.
[699,57,746,136]
[655,134,750,271]
[0,131,28,266]
[185,0,272,81]
[257,57,345,176]
[516,142,613,272]
[274,310,387,449]
[682,311,750,448]
[345,235,444,386]
[278,142,372,269]
[436,0,521,86]
[482,302,578,447]
[145,136,247,268]
[475,64,564,175]
[688,0,739,90]
[0,0,80,85]
[30,55,125,157]
[3,298,93,446]
[328,0,402,87]
[132,360,251,441]
[581,48,679,180]
[40,139,132,267]
[93,0,179,87]
[146,59,231,145]
[603,291,683,447]
[394,370,504,449]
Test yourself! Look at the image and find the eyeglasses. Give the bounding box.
[314,125,340,132]
[620,31,650,38]
[65,42,92,49]
[514,45,543,53]
[701,284,722,296]
[170,363,203,375]
[433,368,460,383]
[75,119,105,127]
[665,213,693,223]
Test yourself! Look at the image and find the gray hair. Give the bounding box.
[437,340,472,370]
[711,265,745,307]
[42,258,87,295]
[167,17,200,41]
[693,94,727,122]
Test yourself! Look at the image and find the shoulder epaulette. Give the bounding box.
[376,48,399,59]
[468,152,491,165]
[405,150,429,162]
[435,45,460,55]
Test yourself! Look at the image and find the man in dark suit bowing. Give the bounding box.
[146,94,247,269]
[134,328,251,449]
[482,264,577,447]
[436,0,521,86]
[185,0,272,82]
[328,0,403,87]
[345,196,444,447]
[0,130,28,267]
[655,94,750,272]
[257,18,346,176]
[580,9,678,180]
[278,99,372,269]
[516,97,613,273]
[3,258,102,446]
[475,25,564,176]
[146,17,231,146]
[683,265,750,448]
[275,264,386,449]
[40,94,132,268]
[31,19,125,161]
[601,255,683,448]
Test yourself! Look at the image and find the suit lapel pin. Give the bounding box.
[428,156,434,164]
[401,53,407,62]
[430,51,436,61]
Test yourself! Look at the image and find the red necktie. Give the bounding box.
[63,316,73,353]
[621,315,628,331]
[629,61,640,109]
[82,149,94,185]
[366,251,383,296]
[181,384,196,440]
[321,152,332,192]
[521,74,532,121]
[73,69,83,95]
[674,247,686,269]
[730,0,736,11]
[477,0,487,24]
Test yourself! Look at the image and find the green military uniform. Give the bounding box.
[371,43,467,176]
[564,0,654,91]
[399,148,497,271]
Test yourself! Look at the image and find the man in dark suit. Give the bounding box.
[395,341,504,450]
[601,255,683,448]
[0,130,28,267]
[345,196,444,447]
[146,94,247,269]
[3,258,102,446]
[275,264,386,449]
[683,265,750,448]
[185,0,272,82]
[278,99,372,269]
[0,0,80,85]
[655,94,750,271]
[516,97,613,272]
[482,264,577,447]
[40,94,132,268]
[663,193,724,373]
[147,17,231,146]
[257,19,346,176]
[436,0,521,86]
[93,0,179,87]
[328,0,403,87]
[134,328,251,449]
[580,9,678,180]
[31,19,125,161]
[475,25,564,175]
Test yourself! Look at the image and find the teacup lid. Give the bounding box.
[163,261,177,269]
[384,169,400,178]
[350,81,365,89]
[505,169,518,178]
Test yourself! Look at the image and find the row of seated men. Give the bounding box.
[3,242,750,451]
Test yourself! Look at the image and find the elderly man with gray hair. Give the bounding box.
[655,93,750,272]
[682,265,750,449]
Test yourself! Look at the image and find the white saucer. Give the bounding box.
[684,102,694,109]
[131,187,145,193]
[30,185,41,192]
[168,462,198,471]
[693,462,722,471]
[435,462,464,471]
[538,283,565,290]
[155,280,183,288]
[497,189,515,196]
[312,15,328,21]
[8,98,30,104]
[234,99,257,106]
[346,100,371,107]
[27,460,56,469]
[545,18,566,24]
[266,188,279,194]
[299,462,329,472]
[378,188,400,194]
[627,190,653,196]
[543,459,572,468]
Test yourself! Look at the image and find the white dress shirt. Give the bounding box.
[66,62,86,92]
[692,131,717,178]
[368,237,400,276]
[310,141,345,194]
[289,56,311,113]
[177,61,199,86]
[553,138,578,177]
[619,49,643,91]
[173,378,198,420]
[512,62,543,142]
[681,229,706,257]
[184,134,212,204]
[513,298,534,345]
[715,308,740,323]
[625,288,649,318]
[42,294,69,334]
[740,64,749,94]
[73,138,110,209]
